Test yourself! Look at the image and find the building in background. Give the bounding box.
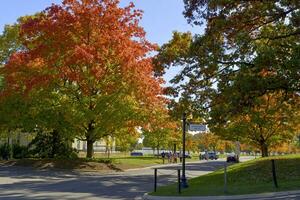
[73,137,116,153]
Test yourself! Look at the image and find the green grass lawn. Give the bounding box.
[2,153,201,172]
[112,156,163,169]
[151,154,300,196]
[91,155,200,169]
[113,155,201,169]
[79,152,163,169]
[80,152,201,169]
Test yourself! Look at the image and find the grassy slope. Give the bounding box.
[0,155,200,172]
[112,156,163,169]
[0,157,163,171]
[152,154,300,196]
[81,152,200,169]
[102,155,199,169]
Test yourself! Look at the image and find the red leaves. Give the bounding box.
[70,45,95,65]
[2,0,164,108]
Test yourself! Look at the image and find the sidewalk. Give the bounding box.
[125,160,208,172]
[126,156,255,172]
[143,190,300,200]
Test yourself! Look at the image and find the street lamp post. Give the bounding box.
[181,112,188,188]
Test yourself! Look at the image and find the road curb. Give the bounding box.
[124,160,207,172]
[143,190,300,200]
[125,156,253,172]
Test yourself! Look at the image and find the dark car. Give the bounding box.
[130,152,143,156]
[226,153,237,162]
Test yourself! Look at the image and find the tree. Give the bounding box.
[180,0,300,105]
[0,23,21,65]
[0,15,38,67]
[211,92,300,157]
[155,2,300,156]
[193,132,221,152]
[142,110,175,154]
[28,129,77,159]
[1,0,164,158]
[0,19,23,121]
[0,83,78,159]
[115,127,140,153]
[142,107,178,155]
[0,16,75,154]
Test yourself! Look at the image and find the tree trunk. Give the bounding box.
[260,143,269,157]
[86,139,94,158]
[50,130,59,158]
[86,121,95,158]
[107,150,110,159]
[106,138,110,159]
[106,144,110,159]
[173,144,176,154]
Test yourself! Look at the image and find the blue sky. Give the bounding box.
[0,0,202,82]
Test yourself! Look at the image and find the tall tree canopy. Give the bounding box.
[0,24,21,66]
[1,0,165,158]
[142,106,179,154]
[0,18,24,92]
[181,0,300,94]
[156,1,300,156]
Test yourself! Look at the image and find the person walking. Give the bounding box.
[173,152,178,163]
[161,152,166,164]
[167,152,171,163]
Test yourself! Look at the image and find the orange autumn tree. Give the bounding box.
[142,105,177,155]
[2,0,164,158]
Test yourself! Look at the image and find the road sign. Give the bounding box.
[188,123,206,132]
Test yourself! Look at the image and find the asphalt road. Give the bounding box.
[0,157,250,200]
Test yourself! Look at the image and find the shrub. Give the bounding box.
[29,130,78,159]
[0,143,11,160]
[12,144,29,159]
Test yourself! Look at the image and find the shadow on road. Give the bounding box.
[0,165,157,200]
[0,160,228,200]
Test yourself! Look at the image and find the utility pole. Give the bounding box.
[181,112,188,188]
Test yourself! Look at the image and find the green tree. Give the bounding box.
[0,85,77,159]
[156,1,300,156]
[1,1,164,159]
[211,92,300,156]
[143,129,169,155]
[0,24,21,65]
[0,15,39,65]
[193,132,220,152]
[142,107,178,155]
[115,128,140,153]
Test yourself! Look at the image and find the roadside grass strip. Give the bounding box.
[151,154,300,196]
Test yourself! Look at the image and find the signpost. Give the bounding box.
[181,114,207,188]
[188,123,206,132]
[181,113,188,188]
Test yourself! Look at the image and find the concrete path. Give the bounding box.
[0,159,235,200]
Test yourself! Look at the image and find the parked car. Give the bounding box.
[130,152,143,156]
[226,153,237,162]
[184,153,192,159]
[199,151,218,160]
[199,152,206,160]
[177,152,191,159]
[207,151,218,160]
